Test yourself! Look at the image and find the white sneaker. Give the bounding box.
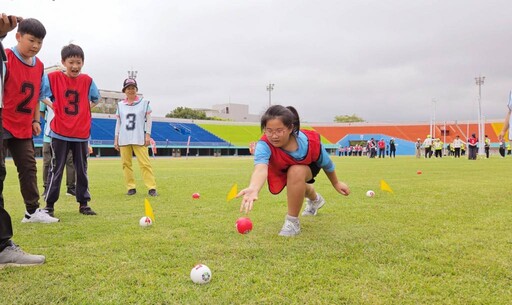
[21,209,60,223]
[278,218,301,237]
[302,193,326,216]
[0,243,45,268]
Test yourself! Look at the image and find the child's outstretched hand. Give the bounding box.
[237,187,258,214]
[334,181,350,196]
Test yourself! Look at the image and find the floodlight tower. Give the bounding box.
[475,75,485,156]
[431,99,437,139]
[128,70,138,80]
[266,83,274,108]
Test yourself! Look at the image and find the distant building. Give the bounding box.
[202,103,260,122]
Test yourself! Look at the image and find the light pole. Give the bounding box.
[127,70,138,80]
[475,76,485,156]
[266,83,274,107]
[431,99,437,139]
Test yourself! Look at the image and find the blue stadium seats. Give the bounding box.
[87,117,229,147]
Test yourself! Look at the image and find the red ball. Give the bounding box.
[417,170,422,175]
[192,193,200,199]
[236,217,253,234]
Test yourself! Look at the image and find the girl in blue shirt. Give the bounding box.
[238,105,350,237]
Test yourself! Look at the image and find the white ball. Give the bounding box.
[190,264,212,284]
[366,190,375,197]
[139,216,153,227]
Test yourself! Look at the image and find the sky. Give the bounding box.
[3,0,512,123]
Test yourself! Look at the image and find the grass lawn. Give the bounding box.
[1,155,511,304]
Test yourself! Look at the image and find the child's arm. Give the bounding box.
[114,116,121,151]
[238,163,268,214]
[32,101,41,136]
[324,170,350,196]
[144,111,152,146]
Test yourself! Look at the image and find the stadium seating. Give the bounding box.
[35,116,506,156]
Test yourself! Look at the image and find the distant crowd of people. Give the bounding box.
[337,134,512,159]
[337,138,397,158]
[418,134,511,159]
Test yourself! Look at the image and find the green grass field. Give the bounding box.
[1,156,511,304]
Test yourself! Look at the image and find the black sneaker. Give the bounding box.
[127,189,136,196]
[66,188,76,196]
[148,189,158,197]
[79,206,97,216]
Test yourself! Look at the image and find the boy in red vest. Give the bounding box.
[2,17,58,224]
[237,105,350,236]
[0,13,46,267]
[42,44,99,217]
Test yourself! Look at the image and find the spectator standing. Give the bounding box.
[389,138,396,158]
[423,135,433,158]
[377,138,385,158]
[484,135,491,158]
[114,78,157,197]
[467,133,478,160]
[415,138,421,158]
[452,135,464,158]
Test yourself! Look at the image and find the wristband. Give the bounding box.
[32,120,40,124]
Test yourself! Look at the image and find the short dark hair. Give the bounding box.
[17,18,46,39]
[61,44,84,61]
[260,105,300,135]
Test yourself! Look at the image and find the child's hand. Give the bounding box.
[0,14,20,36]
[334,181,350,196]
[237,187,258,214]
[32,121,41,136]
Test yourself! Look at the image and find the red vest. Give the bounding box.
[48,71,93,139]
[262,129,321,194]
[468,137,478,146]
[3,49,44,139]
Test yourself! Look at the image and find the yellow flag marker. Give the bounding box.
[380,179,394,194]
[226,183,238,202]
[144,198,155,222]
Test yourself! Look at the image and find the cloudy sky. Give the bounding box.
[3,0,511,123]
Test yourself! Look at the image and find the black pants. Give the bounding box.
[485,147,490,158]
[46,138,90,206]
[424,147,432,158]
[454,147,461,158]
[378,148,385,158]
[0,109,13,250]
[42,142,75,191]
[468,146,477,160]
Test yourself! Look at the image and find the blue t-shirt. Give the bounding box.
[254,131,335,172]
